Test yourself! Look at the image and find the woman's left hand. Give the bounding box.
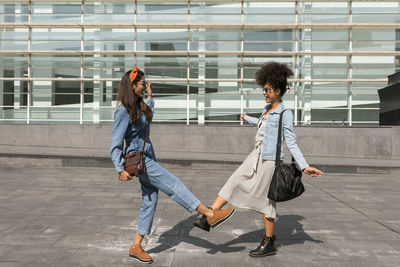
[146,82,152,97]
[303,167,324,177]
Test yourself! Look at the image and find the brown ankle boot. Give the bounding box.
[129,244,153,264]
[206,207,235,228]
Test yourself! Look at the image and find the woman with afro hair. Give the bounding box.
[193,61,323,257]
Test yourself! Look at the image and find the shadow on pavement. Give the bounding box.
[147,214,322,255]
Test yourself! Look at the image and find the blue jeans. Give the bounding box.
[136,156,201,236]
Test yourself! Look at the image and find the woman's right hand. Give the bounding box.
[240,113,247,121]
[119,171,132,182]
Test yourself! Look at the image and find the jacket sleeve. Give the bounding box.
[243,115,259,126]
[145,97,155,114]
[110,107,130,173]
[282,110,309,170]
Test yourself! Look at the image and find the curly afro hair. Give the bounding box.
[255,61,294,97]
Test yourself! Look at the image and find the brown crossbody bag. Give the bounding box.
[124,130,147,177]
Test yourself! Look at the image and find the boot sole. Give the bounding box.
[210,209,235,229]
[129,253,153,264]
[248,251,276,257]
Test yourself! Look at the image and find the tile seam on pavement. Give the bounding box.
[303,179,400,236]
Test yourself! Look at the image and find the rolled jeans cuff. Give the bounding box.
[188,198,201,213]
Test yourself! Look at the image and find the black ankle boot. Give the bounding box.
[249,235,276,257]
[193,215,210,232]
[193,207,212,232]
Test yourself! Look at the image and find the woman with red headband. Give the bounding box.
[110,67,235,264]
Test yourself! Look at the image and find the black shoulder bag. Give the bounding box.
[267,110,305,202]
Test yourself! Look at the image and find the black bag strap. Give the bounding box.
[275,109,295,165]
[141,128,148,153]
[275,110,286,163]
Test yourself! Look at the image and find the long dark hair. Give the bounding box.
[117,69,153,124]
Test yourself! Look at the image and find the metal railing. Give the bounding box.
[0,0,398,125]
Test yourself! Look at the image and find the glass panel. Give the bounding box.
[353,41,399,52]
[353,28,398,52]
[191,1,241,24]
[299,28,349,41]
[190,56,240,79]
[298,2,349,13]
[244,2,295,13]
[353,28,397,41]
[84,28,134,51]
[0,39,28,50]
[31,28,81,51]
[30,107,80,123]
[298,2,349,23]
[353,14,400,24]
[0,55,28,78]
[352,81,380,124]
[190,28,239,52]
[351,82,381,125]
[298,14,348,23]
[298,56,348,79]
[352,56,396,79]
[0,104,28,123]
[204,81,240,123]
[31,55,81,79]
[84,1,135,23]
[32,1,81,23]
[0,2,29,23]
[84,55,134,79]
[0,80,28,108]
[352,82,381,106]
[189,81,240,123]
[137,28,187,51]
[246,15,295,24]
[352,2,400,13]
[137,1,187,24]
[0,28,29,41]
[299,41,349,51]
[191,1,241,13]
[152,94,188,122]
[31,80,80,106]
[137,56,187,79]
[244,2,295,23]
[243,56,295,80]
[297,82,349,125]
[84,28,134,41]
[244,29,294,41]
[352,109,379,125]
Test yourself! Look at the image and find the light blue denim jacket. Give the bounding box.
[110,98,156,173]
[244,101,309,170]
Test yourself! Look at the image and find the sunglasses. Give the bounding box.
[263,87,274,94]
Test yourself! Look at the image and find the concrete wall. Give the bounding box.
[0,124,399,160]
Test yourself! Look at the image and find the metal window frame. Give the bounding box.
[1,0,399,125]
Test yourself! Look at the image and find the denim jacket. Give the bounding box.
[244,101,309,170]
[110,98,156,173]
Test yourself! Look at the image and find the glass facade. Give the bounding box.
[0,0,399,125]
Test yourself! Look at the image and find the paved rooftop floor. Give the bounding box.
[0,166,399,267]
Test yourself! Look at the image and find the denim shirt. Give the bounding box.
[243,101,309,170]
[110,98,156,173]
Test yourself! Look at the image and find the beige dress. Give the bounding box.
[218,115,277,219]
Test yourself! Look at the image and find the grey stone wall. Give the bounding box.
[0,124,398,160]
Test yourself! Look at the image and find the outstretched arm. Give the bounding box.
[144,83,154,113]
[110,107,129,173]
[282,110,323,177]
[241,113,259,126]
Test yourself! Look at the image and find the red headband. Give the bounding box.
[129,66,139,83]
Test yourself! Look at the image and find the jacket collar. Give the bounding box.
[264,101,286,114]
